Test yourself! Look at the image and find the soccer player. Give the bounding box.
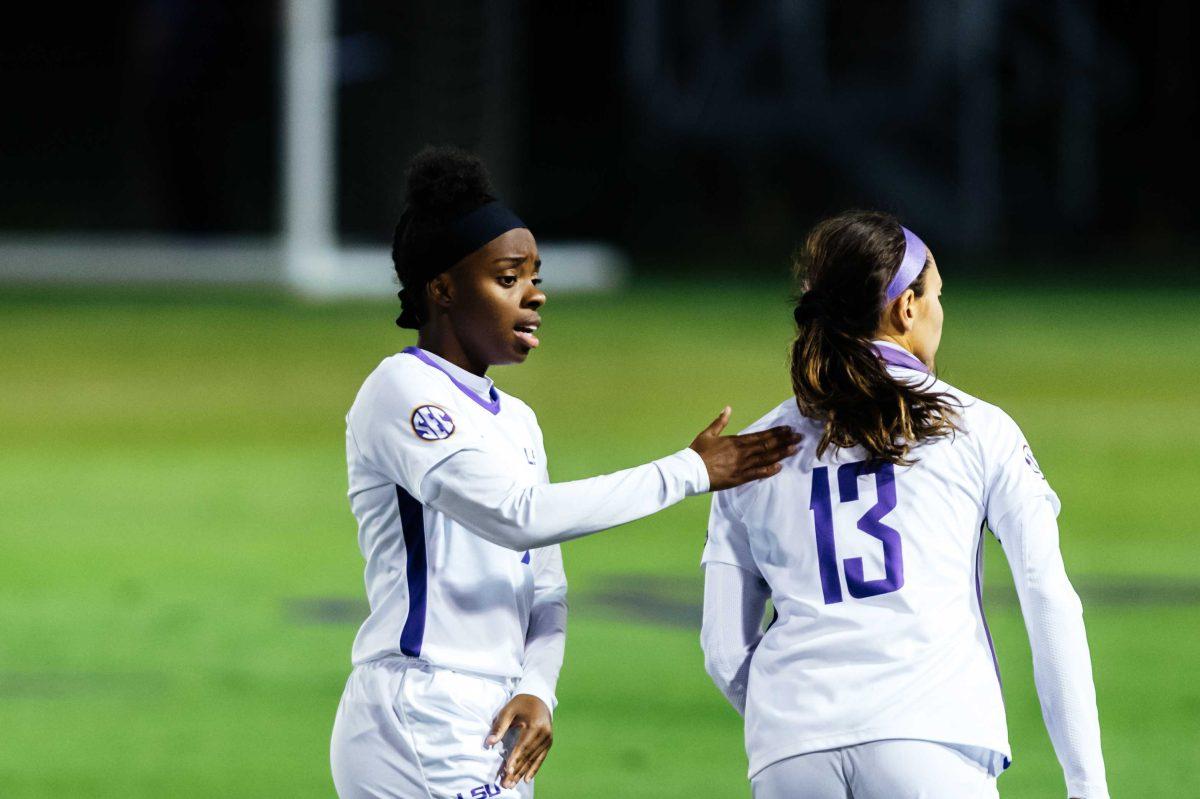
[330,147,799,799]
[701,211,1108,799]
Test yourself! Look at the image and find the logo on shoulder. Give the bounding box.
[411,405,455,441]
[1022,444,1044,479]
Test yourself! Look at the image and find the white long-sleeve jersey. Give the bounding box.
[701,345,1107,797]
[346,347,709,708]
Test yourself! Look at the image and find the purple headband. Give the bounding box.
[884,226,929,304]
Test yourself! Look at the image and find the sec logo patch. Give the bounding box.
[411,405,455,441]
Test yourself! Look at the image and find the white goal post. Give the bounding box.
[0,0,626,297]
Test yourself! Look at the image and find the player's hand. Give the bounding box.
[690,407,801,491]
[486,693,553,788]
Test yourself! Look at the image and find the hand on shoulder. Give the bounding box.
[690,407,801,491]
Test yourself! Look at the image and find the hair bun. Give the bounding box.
[404,146,495,217]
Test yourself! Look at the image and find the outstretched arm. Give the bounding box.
[422,447,708,551]
[701,561,770,715]
[994,498,1108,799]
[421,409,798,551]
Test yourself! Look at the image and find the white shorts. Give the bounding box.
[751,739,1000,799]
[330,658,534,799]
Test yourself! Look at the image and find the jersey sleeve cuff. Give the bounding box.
[1065,779,1109,799]
[514,677,558,717]
[667,447,710,495]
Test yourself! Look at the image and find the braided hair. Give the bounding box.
[392,147,496,329]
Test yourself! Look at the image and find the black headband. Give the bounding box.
[424,200,526,277]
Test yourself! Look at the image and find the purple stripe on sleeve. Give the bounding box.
[974,525,1003,690]
[396,485,427,658]
[402,346,502,415]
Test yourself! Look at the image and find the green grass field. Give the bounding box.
[2,279,1197,797]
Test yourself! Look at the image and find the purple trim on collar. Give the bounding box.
[872,343,929,374]
[402,346,502,415]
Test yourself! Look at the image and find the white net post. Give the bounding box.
[283,0,338,296]
[276,0,624,298]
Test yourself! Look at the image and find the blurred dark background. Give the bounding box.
[3,0,1196,270]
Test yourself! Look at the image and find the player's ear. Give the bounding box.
[428,273,454,310]
[896,289,917,333]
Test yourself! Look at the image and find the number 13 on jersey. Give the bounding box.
[809,460,904,604]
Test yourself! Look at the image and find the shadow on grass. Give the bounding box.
[283,575,1200,630]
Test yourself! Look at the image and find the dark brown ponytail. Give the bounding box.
[790,210,959,466]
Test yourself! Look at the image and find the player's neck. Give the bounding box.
[873,332,915,355]
[416,324,488,377]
